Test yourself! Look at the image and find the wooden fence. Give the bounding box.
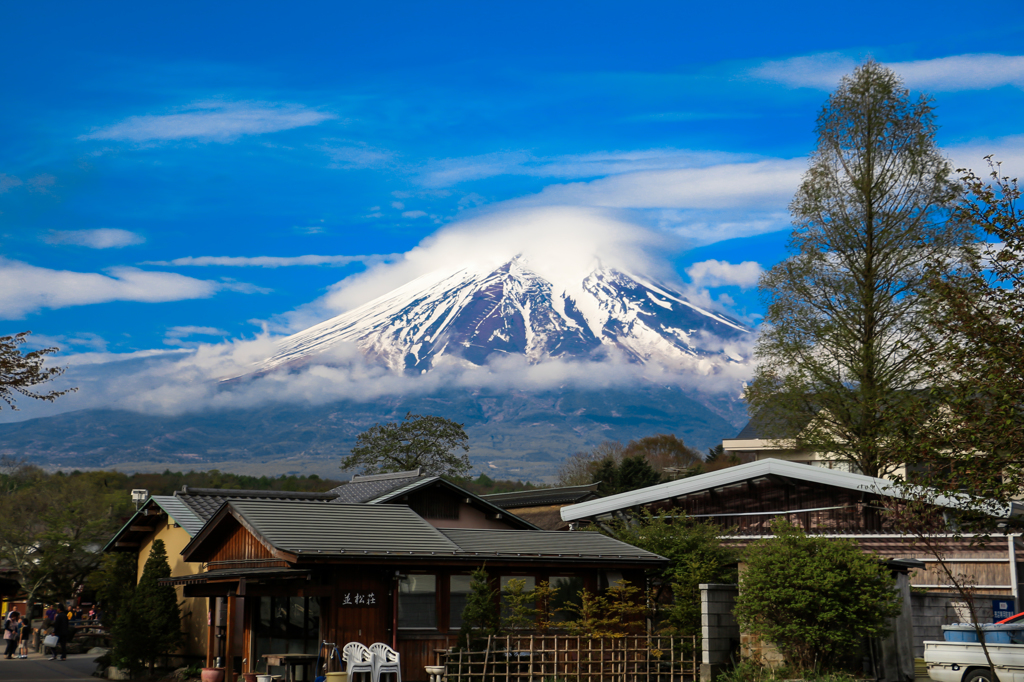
[444,634,698,682]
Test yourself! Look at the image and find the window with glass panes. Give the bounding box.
[398,574,437,629]
[548,576,584,622]
[449,575,473,630]
[253,596,321,679]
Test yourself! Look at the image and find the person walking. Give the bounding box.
[51,608,69,661]
[3,611,20,659]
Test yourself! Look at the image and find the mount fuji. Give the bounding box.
[0,255,754,481]
[256,255,750,376]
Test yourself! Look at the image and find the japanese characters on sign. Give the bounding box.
[341,592,378,607]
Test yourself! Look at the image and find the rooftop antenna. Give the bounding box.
[131,489,149,510]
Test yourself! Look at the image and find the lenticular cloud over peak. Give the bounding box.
[317,206,675,315]
[254,206,751,380]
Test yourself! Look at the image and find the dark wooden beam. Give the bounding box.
[129,525,153,532]
[115,541,139,548]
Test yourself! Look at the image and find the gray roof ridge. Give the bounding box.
[177,486,339,500]
[482,483,598,500]
[366,475,440,503]
[350,468,422,482]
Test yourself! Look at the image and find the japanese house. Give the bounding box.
[105,470,665,680]
[165,498,665,682]
[560,458,1024,598]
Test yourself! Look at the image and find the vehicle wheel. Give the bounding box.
[964,668,996,682]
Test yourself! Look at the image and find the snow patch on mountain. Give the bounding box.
[255,255,751,375]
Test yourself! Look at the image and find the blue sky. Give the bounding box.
[1,1,1023,407]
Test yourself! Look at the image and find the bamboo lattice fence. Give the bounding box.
[444,634,698,682]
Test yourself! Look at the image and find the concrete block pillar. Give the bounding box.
[700,583,740,682]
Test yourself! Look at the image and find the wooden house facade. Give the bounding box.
[167,499,666,682]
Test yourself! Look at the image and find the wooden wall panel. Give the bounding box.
[397,635,456,682]
[324,568,391,669]
[208,522,286,570]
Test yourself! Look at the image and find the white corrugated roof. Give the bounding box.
[559,458,1017,522]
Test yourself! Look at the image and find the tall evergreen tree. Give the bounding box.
[746,60,973,477]
[136,539,184,670]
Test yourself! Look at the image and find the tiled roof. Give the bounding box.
[194,500,460,557]
[326,470,429,504]
[366,476,541,530]
[175,486,338,522]
[184,500,666,566]
[483,484,600,509]
[156,496,206,536]
[438,528,665,562]
[103,494,205,552]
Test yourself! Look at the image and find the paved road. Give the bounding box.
[0,651,100,681]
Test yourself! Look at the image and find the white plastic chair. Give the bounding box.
[343,642,375,682]
[369,642,401,682]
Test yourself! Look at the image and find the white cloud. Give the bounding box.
[44,228,145,249]
[298,206,676,320]
[750,52,1024,92]
[166,325,229,337]
[5,332,752,422]
[164,325,229,347]
[415,148,759,188]
[947,134,1024,175]
[23,332,109,353]
[686,259,764,288]
[0,258,265,319]
[391,201,405,210]
[402,210,428,219]
[517,159,806,211]
[320,142,395,169]
[79,101,335,143]
[0,174,23,193]
[145,254,395,268]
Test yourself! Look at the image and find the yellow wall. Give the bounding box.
[136,514,207,658]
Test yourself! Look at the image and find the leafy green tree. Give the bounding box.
[899,159,1024,501]
[499,578,537,634]
[556,441,625,486]
[593,455,663,497]
[735,519,901,670]
[605,510,736,635]
[456,567,498,649]
[0,468,131,609]
[0,331,75,410]
[746,60,973,477]
[624,434,702,475]
[342,412,471,476]
[88,552,138,625]
[561,581,648,637]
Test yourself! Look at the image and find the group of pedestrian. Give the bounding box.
[3,603,70,661]
[3,610,30,659]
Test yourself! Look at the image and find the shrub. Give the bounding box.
[735,519,901,669]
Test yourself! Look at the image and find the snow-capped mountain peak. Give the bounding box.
[257,255,750,374]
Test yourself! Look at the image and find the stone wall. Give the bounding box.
[700,583,741,682]
[910,592,1015,658]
